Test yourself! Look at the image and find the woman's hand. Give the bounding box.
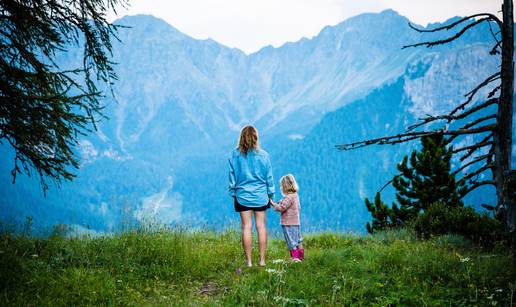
[269,198,279,210]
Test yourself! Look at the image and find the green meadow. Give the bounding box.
[0,228,514,306]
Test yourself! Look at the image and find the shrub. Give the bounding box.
[413,202,507,246]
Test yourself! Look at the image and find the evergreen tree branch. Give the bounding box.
[378,179,394,193]
[0,0,127,191]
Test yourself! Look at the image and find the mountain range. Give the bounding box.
[0,10,510,234]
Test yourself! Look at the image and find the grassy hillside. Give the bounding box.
[0,228,514,306]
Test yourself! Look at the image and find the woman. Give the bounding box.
[228,125,275,267]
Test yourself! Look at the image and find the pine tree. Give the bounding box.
[392,134,467,216]
[365,192,392,233]
[365,134,467,233]
[0,0,127,191]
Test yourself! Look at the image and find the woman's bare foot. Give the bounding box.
[246,261,253,268]
[258,260,266,267]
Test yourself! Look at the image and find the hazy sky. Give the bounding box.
[110,0,500,54]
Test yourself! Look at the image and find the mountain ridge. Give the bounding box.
[0,10,502,233]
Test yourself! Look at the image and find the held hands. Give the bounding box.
[269,198,278,209]
[269,198,283,211]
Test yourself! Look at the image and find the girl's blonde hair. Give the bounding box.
[280,174,298,195]
[238,125,260,155]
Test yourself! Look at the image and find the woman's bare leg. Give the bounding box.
[240,211,253,267]
[254,210,267,266]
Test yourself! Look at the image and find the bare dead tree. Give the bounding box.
[336,0,515,246]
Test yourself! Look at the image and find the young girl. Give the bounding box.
[271,174,304,262]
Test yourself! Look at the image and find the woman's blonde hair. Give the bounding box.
[280,174,298,195]
[238,125,260,155]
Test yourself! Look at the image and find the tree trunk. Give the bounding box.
[495,0,515,247]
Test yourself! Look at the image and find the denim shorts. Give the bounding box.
[282,225,303,250]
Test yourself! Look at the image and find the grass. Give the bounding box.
[0,227,514,306]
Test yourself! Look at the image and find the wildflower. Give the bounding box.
[236,268,242,274]
[272,259,286,264]
[266,268,281,275]
[273,296,284,302]
[117,279,122,283]
[460,257,470,263]
[31,254,38,258]
[274,296,290,303]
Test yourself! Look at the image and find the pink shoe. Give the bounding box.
[289,249,296,259]
[290,249,301,261]
[298,249,304,260]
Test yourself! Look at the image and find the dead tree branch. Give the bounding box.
[336,124,496,151]
[453,153,493,175]
[403,18,495,49]
[406,14,502,33]
[452,139,493,155]
[458,164,494,183]
[460,180,496,198]
[407,98,498,132]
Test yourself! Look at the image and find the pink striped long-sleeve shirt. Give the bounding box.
[274,192,301,225]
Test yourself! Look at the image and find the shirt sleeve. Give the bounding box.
[266,155,275,198]
[228,155,236,197]
[276,197,292,212]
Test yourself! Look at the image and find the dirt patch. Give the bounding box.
[199,281,229,296]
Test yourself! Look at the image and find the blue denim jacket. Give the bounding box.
[228,148,275,207]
